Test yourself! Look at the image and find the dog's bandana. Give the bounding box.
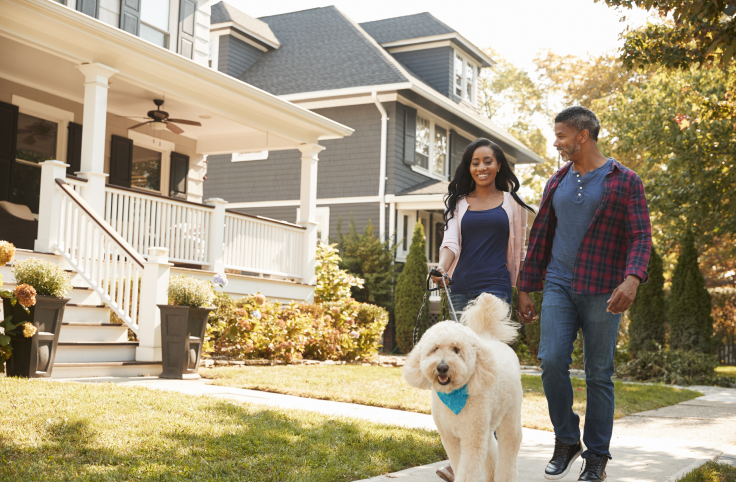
[436,385,469,415]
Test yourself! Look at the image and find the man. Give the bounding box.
[517,106,651,481]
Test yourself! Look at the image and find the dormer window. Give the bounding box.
[454,51,476,104]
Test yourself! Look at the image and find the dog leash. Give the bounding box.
[413,268,459,346]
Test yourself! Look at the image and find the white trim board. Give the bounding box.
[227,196,381,209]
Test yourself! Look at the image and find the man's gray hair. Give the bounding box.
[555,106,601,141]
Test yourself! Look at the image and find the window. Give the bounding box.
[16,113,58,164]
[454,51,477,103]
[131,145,162,192]
[140,0,170,48]
[414,114,449,179]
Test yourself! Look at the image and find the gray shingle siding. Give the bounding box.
[205,152,301,202]
[218,35,263,78]
[392,47,453,98]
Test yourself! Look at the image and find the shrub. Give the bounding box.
[394,223,429,353]
[618,349,735,387]
[668,231,713,353]
[314,243,364,303]
[168,275,215,308]
[710,287,736,346]
[629,246,667,356]
[12,258,72,298]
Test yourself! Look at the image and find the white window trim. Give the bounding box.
[412,111,450,181]
[296,206,330,243]
[454,50,479,105]
[12,95,74,166]
[127,129,174,196]
[231,151,269,162]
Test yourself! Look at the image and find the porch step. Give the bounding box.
[55,341,138,363]
[59,322,129,343]
[52,361,162,379]
[62,304,112,324]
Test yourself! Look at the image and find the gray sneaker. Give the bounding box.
[436,465,454,482]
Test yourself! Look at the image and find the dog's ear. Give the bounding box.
[467,341,496,395]
[402,340,432,390]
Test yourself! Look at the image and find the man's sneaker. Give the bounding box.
[436,465,454,482]
[578,453,607,481]
[544,439,583,480]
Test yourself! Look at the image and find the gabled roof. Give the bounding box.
[359,13,455,44]
[211,2,281,49]
[240,6,407,96]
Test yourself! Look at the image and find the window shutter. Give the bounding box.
[0,101,18,202]
[66,122,83,176]
[403,106,417,166]
[109,135,133,188]
[178,0,197,60]
[76,0,99,19]
[119,0,141,36]
[169,152,189,199]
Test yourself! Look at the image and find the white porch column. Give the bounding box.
[205,198,227,273]
[34,160,69,253]
[297,143,325,286]
[136,247,172,362]
[76,63,118,215]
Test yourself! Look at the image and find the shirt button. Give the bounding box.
[578,193,582,196]
[579,187,583,190]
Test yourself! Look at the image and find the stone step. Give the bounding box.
[52,361,162,379]
[59,322,129,343]
[55,341,138,363]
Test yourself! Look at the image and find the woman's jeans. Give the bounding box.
[539,281,621,459]
[449,290,512,316]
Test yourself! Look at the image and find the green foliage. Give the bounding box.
[167,275,215,308]
[668,231,714,353]
[618,349,735,387]
[710,287,736,346]
[629,246,668,356]
[336,218,397,310]
[12,257,72,298]
[314,243,364,304]
[393,223,429,353]
[674,461,736,482]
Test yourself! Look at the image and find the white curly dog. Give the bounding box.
[403,293,523,482]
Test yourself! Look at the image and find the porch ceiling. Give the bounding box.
[0,0,353,154]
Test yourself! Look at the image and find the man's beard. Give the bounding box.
[559,142,581,160]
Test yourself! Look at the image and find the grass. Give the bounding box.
[716,366,736,379]
[674,461,736,481]
[0,378,446,481]
[200,365,701,432]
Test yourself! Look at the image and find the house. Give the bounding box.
[0,0,352,377]
[204,4,544,265]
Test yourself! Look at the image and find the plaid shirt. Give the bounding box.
[519,159,652,295]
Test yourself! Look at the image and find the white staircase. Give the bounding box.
[2,250,162,378]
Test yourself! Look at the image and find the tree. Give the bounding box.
[394,223,429,353]
[628,246,667,356]
[336,218,397,310]
[668,231,714,353]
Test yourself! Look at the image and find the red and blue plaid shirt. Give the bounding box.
[519,159,652,295]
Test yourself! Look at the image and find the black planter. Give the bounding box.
[4,296,70,378]
[157,305,213,379]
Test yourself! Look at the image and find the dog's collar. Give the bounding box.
[436,384,469,415]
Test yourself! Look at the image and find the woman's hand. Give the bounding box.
[431,266,449,287]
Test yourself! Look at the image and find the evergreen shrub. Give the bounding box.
[629,246,667,356]
[618,349,735,387]
[394,223,429,353]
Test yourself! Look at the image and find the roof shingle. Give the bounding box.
[359,13,456,44]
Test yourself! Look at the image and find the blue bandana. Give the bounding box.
[436,385,469,415]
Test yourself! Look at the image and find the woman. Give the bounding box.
[434,138,535,314]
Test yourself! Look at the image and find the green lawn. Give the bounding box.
[716,366,736,379]
[0,378,445,481]
[674,461,736,481]
[200,365,701,432]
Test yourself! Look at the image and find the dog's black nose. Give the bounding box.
[437,362,449,375]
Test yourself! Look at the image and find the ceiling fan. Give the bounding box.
[128,99,201,135]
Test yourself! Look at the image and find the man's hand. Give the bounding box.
[607,275,641,314]
[516,291,538,324]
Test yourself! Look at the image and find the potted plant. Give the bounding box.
[158,275,215,379]
[0,242,72,377]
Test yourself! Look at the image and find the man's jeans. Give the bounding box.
[449,290,512,316]
[539,281,621,459]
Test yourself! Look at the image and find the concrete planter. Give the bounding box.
[4,295,70,378]
[157,305,213,379]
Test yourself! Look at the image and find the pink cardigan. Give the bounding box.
[439,192,528,288]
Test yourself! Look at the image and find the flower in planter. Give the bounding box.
[168,275,215,308]
[12,258,72,298]
[213,273,228,288]
[0,241,16,266]
[13,284,37,308]
[22,323,36,338]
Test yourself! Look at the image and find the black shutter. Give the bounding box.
[403,106,417,166]
[119,0,141,36]
[76,0,99,18]
[178,0,197,60]
[109,135,133,188]
[169,152,189,198]
[0,101,18,202]
[66,122,83,175]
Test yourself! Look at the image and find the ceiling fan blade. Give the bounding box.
[115,115,150,119]
[129,121,154,130]
[166,122,184,134]
[167,119,202,126]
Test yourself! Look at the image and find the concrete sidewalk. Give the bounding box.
[60,377,736,482]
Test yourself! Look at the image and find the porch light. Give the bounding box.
[151,121,167,131]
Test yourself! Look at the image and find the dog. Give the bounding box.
[402,293,523,482]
